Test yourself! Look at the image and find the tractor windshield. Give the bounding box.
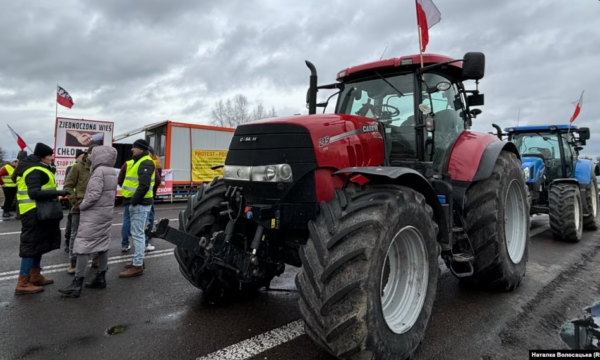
[511,131,575,180]
[336,72,466,172]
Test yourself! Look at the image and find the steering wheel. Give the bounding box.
[380,104,400,118]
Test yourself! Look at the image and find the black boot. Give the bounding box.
[58,276,84,298]
[85,271,106,289]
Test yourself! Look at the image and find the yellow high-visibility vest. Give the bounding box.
[16,166,58,214]
[121,155,155,199]
[1,164,16,187]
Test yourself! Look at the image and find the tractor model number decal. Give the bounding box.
[240,136,258,142]
[318,136,330,147]
[362,124,378,133]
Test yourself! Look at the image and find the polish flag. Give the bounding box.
[416,0,442,53]
[569,90,584,123]
[57,85,74,109]
[7,124,28,151]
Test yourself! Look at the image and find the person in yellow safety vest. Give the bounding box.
[0,159,18,218]
[13,143,69,295]
[118,139,155,278]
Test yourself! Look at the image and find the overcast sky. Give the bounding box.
[1,0,599,159]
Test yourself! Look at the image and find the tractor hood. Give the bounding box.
[238,113,371,134]
[521,156,545,184]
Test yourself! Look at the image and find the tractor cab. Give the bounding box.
[308,53,486,175]
[505,125,590,185]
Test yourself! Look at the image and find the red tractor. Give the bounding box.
[151,52,530,359]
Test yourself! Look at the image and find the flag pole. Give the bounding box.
[416,2,424,68]
[55,84,58,121]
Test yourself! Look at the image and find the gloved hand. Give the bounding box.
[57,190,69,197]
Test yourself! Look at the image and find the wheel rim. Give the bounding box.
[380,226,429,335]
[504,179,527,264]
[592,184,597,217]
[574,195,580,230]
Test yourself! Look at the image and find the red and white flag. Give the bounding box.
[569,90,584,123]
[416,0,441,53]
[57,85,74,109]
[7,124,28,151]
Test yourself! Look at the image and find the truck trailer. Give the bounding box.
[113,120,235,198]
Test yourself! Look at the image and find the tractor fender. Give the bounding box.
[332,166,450,246]
[472,140,520,182]
[446,132,519,182]
[574,159,594,186]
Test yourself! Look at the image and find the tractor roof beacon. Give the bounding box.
[501,125,598,242]
[150,52,530,360]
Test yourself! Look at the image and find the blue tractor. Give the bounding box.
[493,124,598,242]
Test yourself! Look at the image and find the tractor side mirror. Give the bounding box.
[462,52,485,80]
[470,109,482,118]
[579,127,590,140]
[595,164,600,176]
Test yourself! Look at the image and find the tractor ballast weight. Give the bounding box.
[151,52,531,359]
[505,125,599,242]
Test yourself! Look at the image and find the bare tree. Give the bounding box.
[210,94,279,127]
[0,146,5,163]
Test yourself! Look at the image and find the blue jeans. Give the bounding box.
[130,204,151,266]
[20,255,42,276]
[145,205,155,245]
[121,205,131,247]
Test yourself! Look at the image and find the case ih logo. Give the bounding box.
[362,124,378,133]
[240,137,258,142]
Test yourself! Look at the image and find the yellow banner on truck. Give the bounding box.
[191,149,228,182]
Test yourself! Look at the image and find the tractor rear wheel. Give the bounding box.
[296,184,439,360]
[175,177,265,304]
[583,175,599,231]
[461,150,530,291]
[549,182,583,242]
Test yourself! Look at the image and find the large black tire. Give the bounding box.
[460,150,530,291]
[296,184,439,360]
[548,183,583,243]
[549,182,583,242]
[583,174,599,231]
[175,177,267,304]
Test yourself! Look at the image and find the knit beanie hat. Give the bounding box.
[132,139,149,151]
[75,149,85,158]
[34,143,53,158]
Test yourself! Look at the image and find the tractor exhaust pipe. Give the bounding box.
[492,123,502,140]
[306,60,317,115]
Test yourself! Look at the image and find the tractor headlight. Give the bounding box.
[265,166,277,181]
[223,164,294,183]
[523,167,530,181]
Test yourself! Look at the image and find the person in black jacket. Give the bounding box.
[14,143,68,295]
[119,139,155,278]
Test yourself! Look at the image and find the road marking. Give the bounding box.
[0,249,175,276]
[0,218,179,236]
[196,320,305,360]
[0,250,175,282]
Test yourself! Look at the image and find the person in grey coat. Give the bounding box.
[58,145,118,298]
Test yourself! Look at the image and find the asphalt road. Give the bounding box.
[1,203,600,360]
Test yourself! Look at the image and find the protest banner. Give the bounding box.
[53,117,114,189]
[191,149,227,182]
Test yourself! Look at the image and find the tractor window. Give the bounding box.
[512,132,563,181]
[422,74,465,173]
[561,133,575,178]
[336,73,419,159]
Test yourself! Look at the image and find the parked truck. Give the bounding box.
[113,120,235,198]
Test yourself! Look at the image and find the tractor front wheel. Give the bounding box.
[296,184,439,360]
[461,150,530,291]
[549,182,583,242]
